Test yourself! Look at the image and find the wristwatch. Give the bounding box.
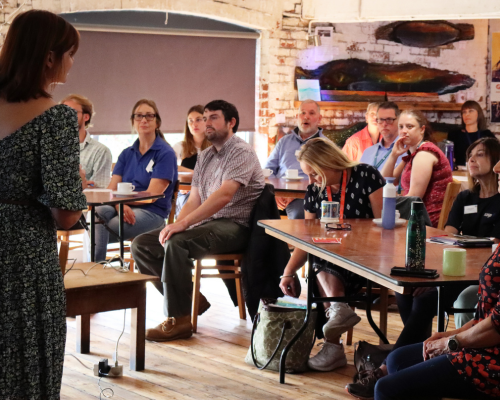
[447,335,460,352]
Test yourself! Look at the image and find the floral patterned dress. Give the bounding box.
[448,245,500,397]
[0,105,87,399]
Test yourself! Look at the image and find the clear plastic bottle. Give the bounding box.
[382,177,397,230]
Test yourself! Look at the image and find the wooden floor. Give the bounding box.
[62,276,452,400]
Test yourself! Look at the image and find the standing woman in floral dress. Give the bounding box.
[0,10,87,399]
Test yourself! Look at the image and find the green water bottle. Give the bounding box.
[405,201,426,271]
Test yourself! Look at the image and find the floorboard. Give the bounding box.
[62,276,453,400]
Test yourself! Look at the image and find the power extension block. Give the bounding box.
[93,358,123,377]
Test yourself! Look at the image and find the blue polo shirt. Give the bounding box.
[113,134,177,218]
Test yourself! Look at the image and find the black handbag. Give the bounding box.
[354,340,394,378]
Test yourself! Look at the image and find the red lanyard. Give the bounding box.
[326,170,347,221]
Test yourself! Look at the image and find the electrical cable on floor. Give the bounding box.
[98,372,114,399]
[63,353,92,370]
[114,309,127,365]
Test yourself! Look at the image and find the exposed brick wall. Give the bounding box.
[1,0,494,158]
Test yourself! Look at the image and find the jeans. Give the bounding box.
[393,285,466,351]
[375,343,491,400]
[285,198,304,219]
[94,205,166,262]
[131,219,249,318]
[453,285,478,328]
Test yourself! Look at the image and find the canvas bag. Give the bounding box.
[245,299,317,373]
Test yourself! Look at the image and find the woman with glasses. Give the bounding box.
[279,137,384,373]
[448,100,494,167]
[381,108,453,228]
[94,99,177,261]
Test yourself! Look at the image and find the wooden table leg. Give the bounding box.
[130,283,146,371]
[76,314,91,353]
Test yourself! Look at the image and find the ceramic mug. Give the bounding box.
[262,168,273,178]
[442,248,466,276]
[117,182,135,194]
[286,169,299,178]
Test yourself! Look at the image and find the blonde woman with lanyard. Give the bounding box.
[279,137,384,372]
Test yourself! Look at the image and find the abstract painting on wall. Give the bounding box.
[295,58,475,95]
[375,21,474,48]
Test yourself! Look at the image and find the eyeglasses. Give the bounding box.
[376,118,397,125]
[326,223,351,231]
[132,113,156,121]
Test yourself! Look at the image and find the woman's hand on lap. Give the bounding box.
[116,204,136,225]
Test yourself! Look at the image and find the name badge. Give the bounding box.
[146,159,154,173]
[464,205,478,214]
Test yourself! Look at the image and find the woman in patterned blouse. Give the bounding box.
[374,159,500,400]
[279,138,385,373]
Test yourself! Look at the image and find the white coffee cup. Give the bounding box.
[117,182,135,194]
[262,168,273,178]
[286,169,299,178]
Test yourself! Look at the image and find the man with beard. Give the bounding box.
[265,99,326,219]
[131,100,265,342]
[61,94,112,188]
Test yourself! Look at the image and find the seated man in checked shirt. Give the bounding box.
[131,100,265,342]
[61,94,112,188]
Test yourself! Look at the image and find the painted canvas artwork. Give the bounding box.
[375,21,474,48]
[295,58,475,95]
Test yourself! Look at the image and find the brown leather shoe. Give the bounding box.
[146,316,192,342]
[198,293,211,316]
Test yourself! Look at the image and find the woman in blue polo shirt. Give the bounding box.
[94,99,177,261]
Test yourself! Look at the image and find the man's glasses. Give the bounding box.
[133,113,156,121]
[376,118,397,125]
[326,223,352,231]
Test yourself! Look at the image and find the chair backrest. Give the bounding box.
[437,180,462,230]
[168,180,180,224]
[59,240,69,275]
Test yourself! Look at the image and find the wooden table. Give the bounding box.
[179,173,309,200]
[258,218,492,383]
[84,190,164,263]
[65,263,159,370]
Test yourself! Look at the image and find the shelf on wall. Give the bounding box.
[293,101,463,112]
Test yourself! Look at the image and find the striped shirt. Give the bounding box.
[192,134,265,227]
[80,132,112,188]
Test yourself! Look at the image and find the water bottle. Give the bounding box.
[405,201,426,271]
[382,177,397,229]
[444,140,454,171]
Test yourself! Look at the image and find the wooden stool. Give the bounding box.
[191,253,246,333]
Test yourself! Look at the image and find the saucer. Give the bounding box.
[373,218,405,227]
[285,176,303,181]
[112,190,136,197]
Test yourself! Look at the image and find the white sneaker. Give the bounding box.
[323,302,361,340]
[307,341,347,371]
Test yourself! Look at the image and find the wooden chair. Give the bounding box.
[345,286,395,345]
[191,253,246,333]
[437,180,462,230]
[59,240,69,275]
[57,228,87,251]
